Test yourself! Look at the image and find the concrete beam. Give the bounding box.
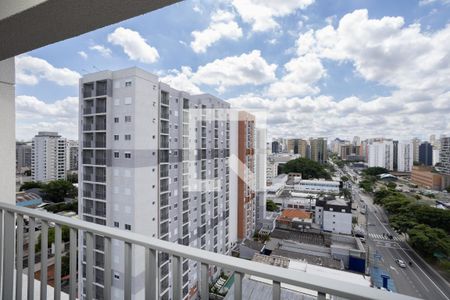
[0,58,15,204]
[0,0,180,60]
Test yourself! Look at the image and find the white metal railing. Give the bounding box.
[0,202,420,300]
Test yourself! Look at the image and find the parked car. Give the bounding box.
[395,259,406,268]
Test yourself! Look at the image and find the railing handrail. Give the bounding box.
[0,202,419,300]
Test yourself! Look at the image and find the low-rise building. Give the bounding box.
[294,179,340,193]
[276,209,312,230]
[411,165,444,191]
[16,191,43,207]
[315,198,352,235]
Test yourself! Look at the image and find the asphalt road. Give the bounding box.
[353,186,450,300]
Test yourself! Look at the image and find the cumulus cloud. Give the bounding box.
[191,10,243,53]
[16,55,80,86]
[231,0,315,32]
[108,27,159,63]
[89,45,112,57]
[160,67,203,95]
[16,95,79,140]
[78,51,88,59]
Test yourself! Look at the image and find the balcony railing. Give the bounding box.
[0,202,417,300]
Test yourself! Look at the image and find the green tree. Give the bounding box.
[408,224,450,257]
[362,167,389,176]
[280,157,331,180]
[386,182,397,190]
[42,180,77,202]
[66,173,78,183]
[36,225,70,252]
[19,181,43,191]
[266,200,278,212]
[341,175,349,182]
[340,188,352,200]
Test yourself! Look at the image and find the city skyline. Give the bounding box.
[14,0,450,141]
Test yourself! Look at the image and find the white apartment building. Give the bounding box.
[367,140,394,170]
[315,199,352,235]
[31,131,66,182]
[79,67,245,300]
[255,128,267,228]
[66,140,79,171]
[397,142,413,172]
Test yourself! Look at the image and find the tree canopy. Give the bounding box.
[362,167,389,176]
[280,157,331,180]
[19,181,43,191]
[42,180,77,202]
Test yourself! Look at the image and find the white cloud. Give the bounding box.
[89,45,112,57]
[160,67,202,95]
[231,0,315,32]
[16,95,79,140]
[16,55,80,86]
[191,10,243,53]
[419,0,450,5]
[192,50,277,92]
[108,27,159,64]
[78,51,88,59]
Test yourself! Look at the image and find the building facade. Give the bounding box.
[411,166,443,190]
[368,140,394,170]
[419,142,433,166]
[310,138,328,164]
[315,199,352,235]
[66,140,79,171]
[79,68,242,299]
[16,141,32,173]
[31,132,66,182]
[397,142,413,172]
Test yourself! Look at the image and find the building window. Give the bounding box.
[114,152,119,158]
[124,97,132,105]
[114,117,119,123]
[125,152,131,159]
[125,134,131,141]
[114,135,119,141]
[125,81,132,87]
[125,224,131,230]
[114,222,119,227]
[125,116,132,122]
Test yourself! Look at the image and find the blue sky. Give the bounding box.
[15,0,450,142]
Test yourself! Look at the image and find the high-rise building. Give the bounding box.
[440,137,450,175]
[16,141,32,173]
[66,140,79,171]
[368,140,394,170]
[419,142,433,166]
[310,138,328,164]
[411,137,421,163]
[287,139,308,157]
[352,136,361,146]
[237,111,256,240]
[393,140,399,171]
[255,128,267,229]
[31,132,66,182]
[271,141,279,154]
[397,142,413,172]
[79,68,250,299]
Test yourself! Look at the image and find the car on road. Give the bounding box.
[395,259,406,268]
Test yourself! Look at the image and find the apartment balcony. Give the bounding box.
[0,190,416,300]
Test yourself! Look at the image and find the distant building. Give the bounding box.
[441,137,450,176]
[419,142,433,166]
[271,141,279,154]
[31,132,66,182]
[411,137,421,163]
[315,198,352,235]
[66,140,79,171]
[16,191,43,207]
[433,148,440,166]
[397,141,413,172]
[411,166,443,191]
[287,139,308,157]
[275,209,312,230]
[310,138,328,164]
[255,129,267,229]
[368,140,393,170]
[294,180,340,194]
[16,141,32,173]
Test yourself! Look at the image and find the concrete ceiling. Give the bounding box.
[0,0,180,61]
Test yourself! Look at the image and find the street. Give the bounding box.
[353,185,450,300]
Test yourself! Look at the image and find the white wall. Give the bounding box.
[0,58,15,204]
[323,211,352,235]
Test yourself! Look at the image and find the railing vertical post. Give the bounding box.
[200,263,209,300]
[85,231,94,300]
[145,248,157,300]
[54,224,62,300]
[172,255,182,300]
[2,210,14,300]
[0,209,3,295]
[272,281,281,300]
[15,214,24,300]
[103,237,112,300]
[234,272,242,300]
[318,291,327,300]
[69,228,77,300]
[27,217,36,300]
[40,220,48,300]
[124,241,132,300]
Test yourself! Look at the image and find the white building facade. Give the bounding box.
[31,131,66,182]
[79,68,237,300]
[397,142,413,172]
[367,140,394,170]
